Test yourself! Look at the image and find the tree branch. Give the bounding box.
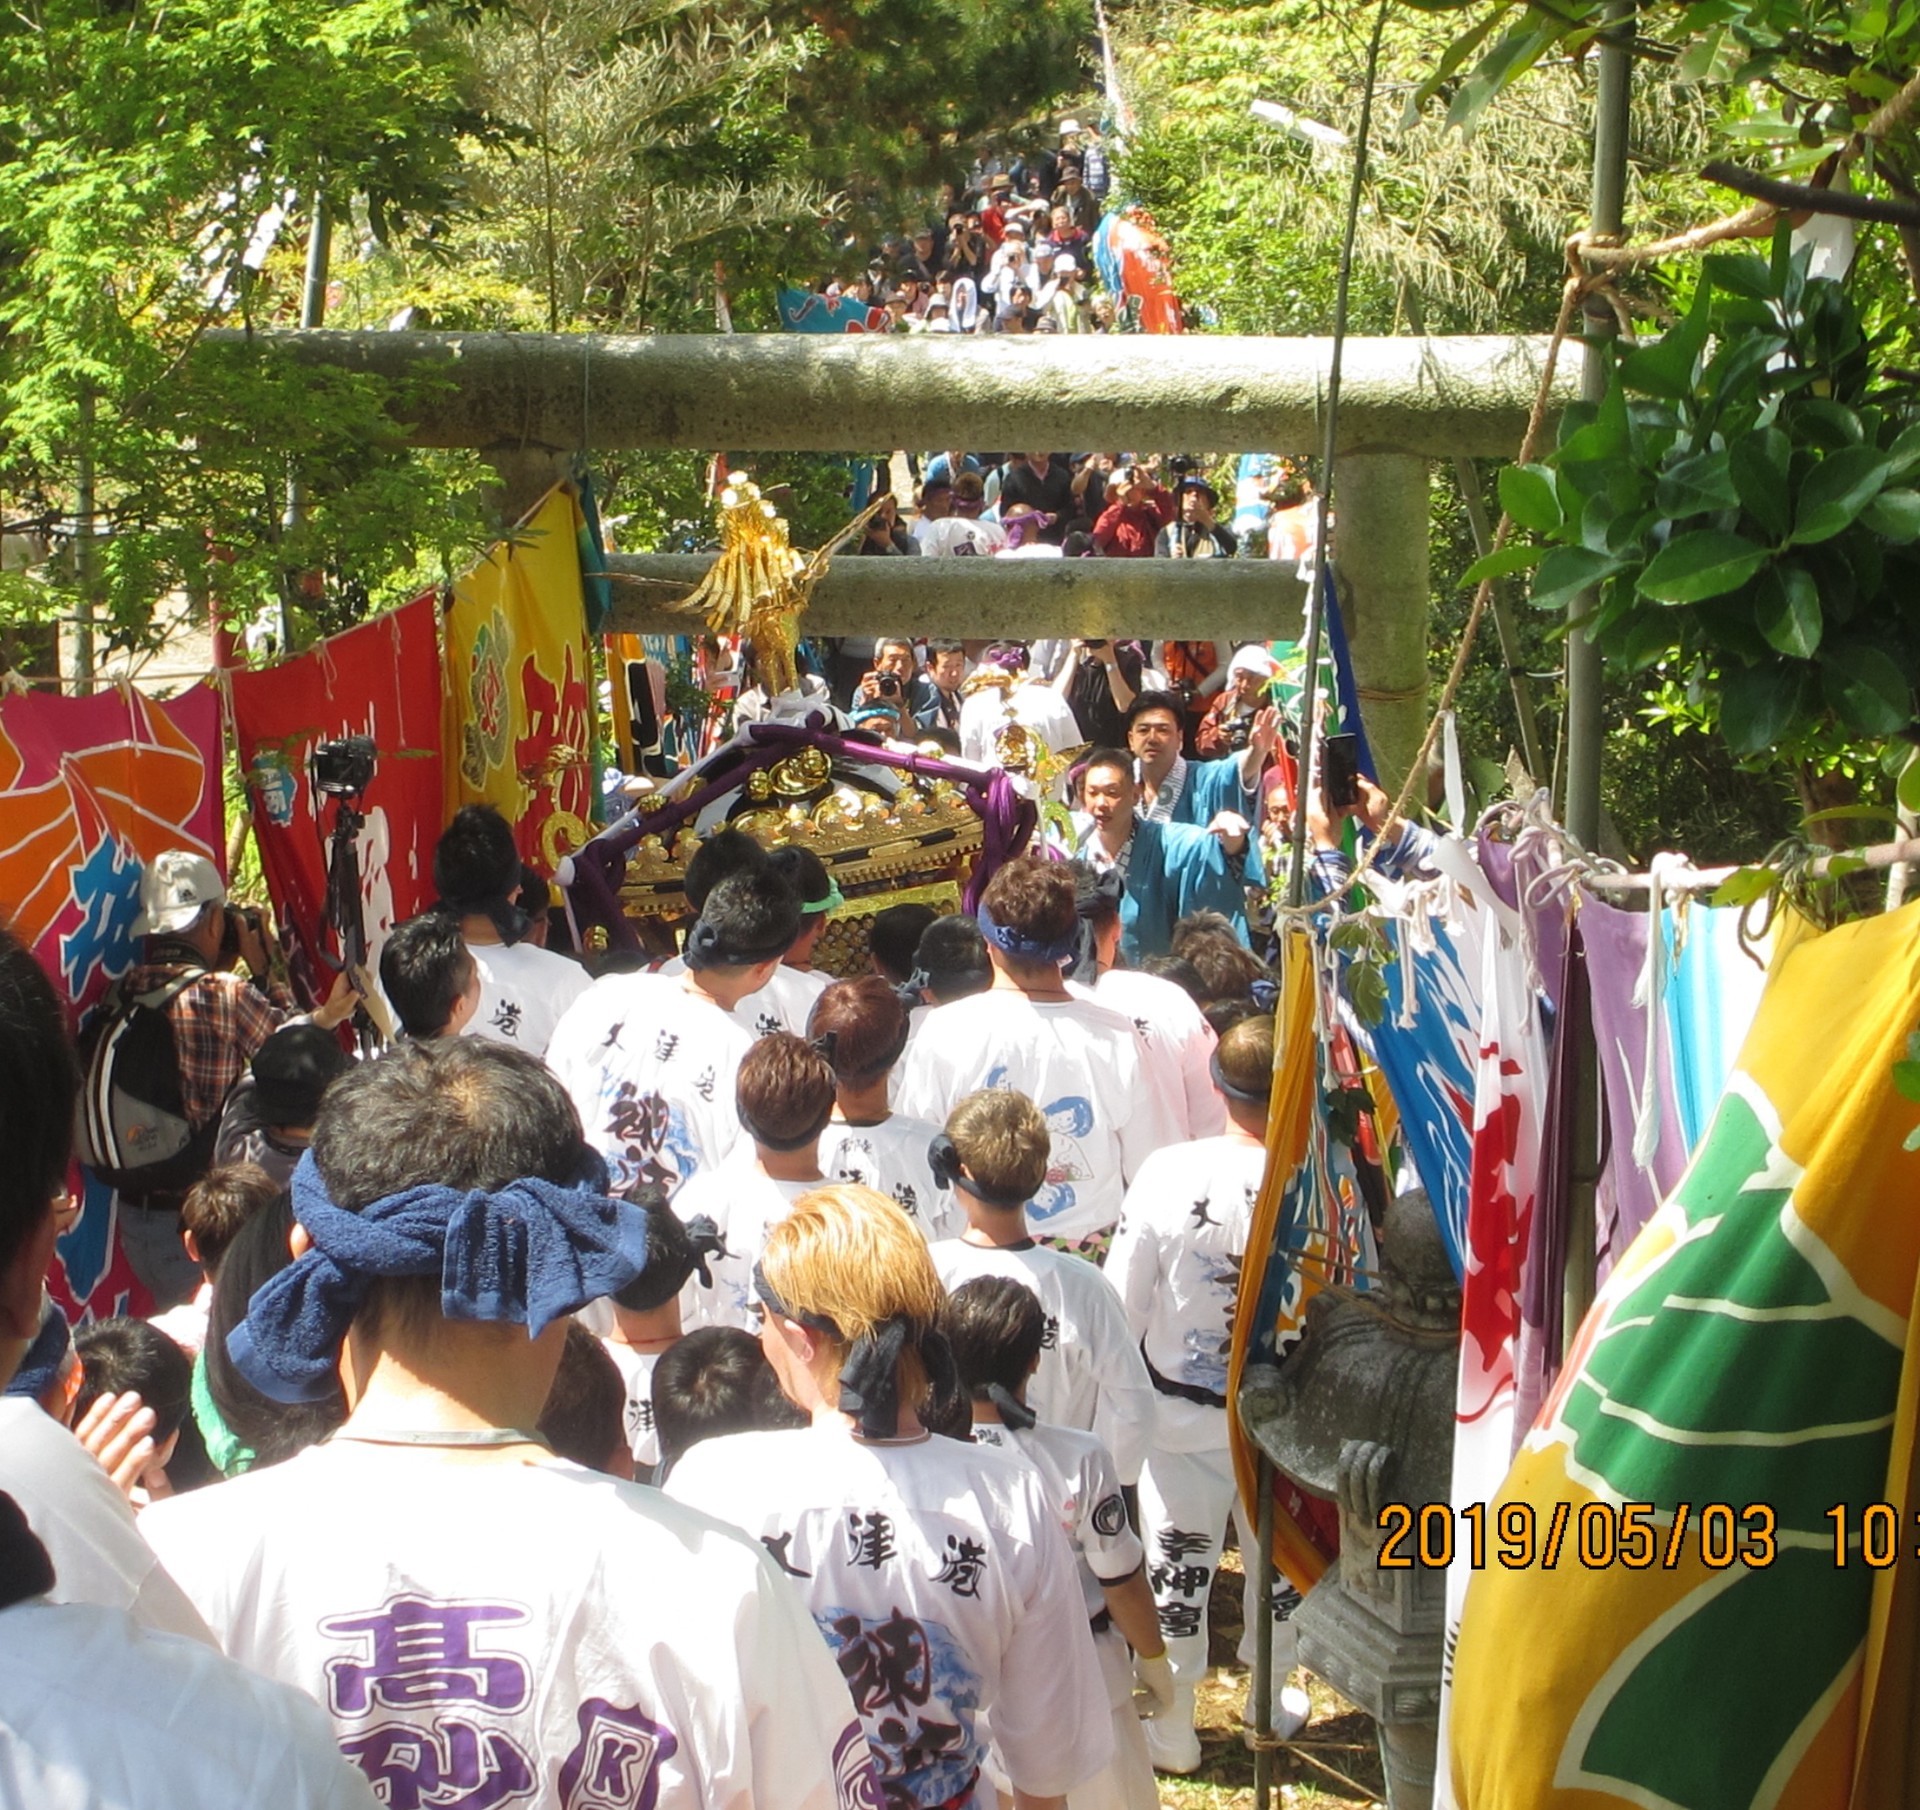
[1699,160,1920,228]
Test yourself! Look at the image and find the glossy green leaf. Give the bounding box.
[1702,253,1776,301]
[1863,489,1920,544]
[1718,662,1806,756]
[1498,463,1563,535]
[1793,400,1865,451]
[1637,530,1769,604]
[1754,566,1822,658]
[1460,543,1545,586]
[1655,448,1740,519]
[1820,642,1914,735]
[1528,546,1622,611]
[1619,282,1712,401]
[1888,424,1920,482]
[1898,751,1920,816]
[1729,434,1792,539]
[1793,448,1894,545]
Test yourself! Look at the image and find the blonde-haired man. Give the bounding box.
[669,1185,1111,1810]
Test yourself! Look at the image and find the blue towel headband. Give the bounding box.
[229,1150,651,1404]
[976,902,1077,968]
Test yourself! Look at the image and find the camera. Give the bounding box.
[1170,455,1196,477]
[1084,639,1108,651]
[310,735,377,798]
[218,904,264,968]
[873,672,903,699]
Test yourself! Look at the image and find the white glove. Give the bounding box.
[1132,1651,1177,1718]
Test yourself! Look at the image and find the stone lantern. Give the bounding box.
[1236,1189,1461,1810]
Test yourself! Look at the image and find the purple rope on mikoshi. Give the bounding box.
[561,712,1035,946]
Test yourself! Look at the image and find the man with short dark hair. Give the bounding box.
[676,1031,834,1330]
[998,453,1088,546]
[1075,749,1261,959]
[1125,690,1276,827]
[548,869,800,1196]
[434,805,587,1055]
[894,861,1176,1251]
[1108,1015,1310,1768]
[376,910,481,1040]
[911,639,967,731]
[142,1038,875,1806]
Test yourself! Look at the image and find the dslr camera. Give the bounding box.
[217,903,265,968]
[310,735,377,798]
[870,672,903,699]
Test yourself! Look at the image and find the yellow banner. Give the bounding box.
[441,484,594,871]
[1450,901,1920,1810]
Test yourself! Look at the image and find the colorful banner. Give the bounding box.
[1090,209,1184,333]
[442,484,595,875]
[230,594,444,995]
[0,683,222,1010]
[1231,928,1372,1590]
[0,682,223,1320]
[1449,902,1920,1810]
[776,288,889,334]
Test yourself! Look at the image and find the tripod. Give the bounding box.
[319,793,391,1051]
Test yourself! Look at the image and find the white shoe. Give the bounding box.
[1241,1679,1311,1742]
[1142,1682,1202,1775]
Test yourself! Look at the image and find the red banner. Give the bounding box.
[230,594,444,998]
[0,683,224,1319]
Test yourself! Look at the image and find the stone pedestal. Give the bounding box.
[1236,1190,1460,1810]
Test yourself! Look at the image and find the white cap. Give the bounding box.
[1227,644,1282,682]
[134,849,226,936]
[1054,253,1078,273]
[1060,119,1085,135]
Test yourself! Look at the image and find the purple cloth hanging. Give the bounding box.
[1580,898,1688,1276]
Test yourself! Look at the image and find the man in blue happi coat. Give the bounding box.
[1073,747,1262,960]
[1124,689,1279,828]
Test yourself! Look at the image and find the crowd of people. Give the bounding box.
[805,122,1120,337]
[0,478,1442,1803]
[831,448,1322,578]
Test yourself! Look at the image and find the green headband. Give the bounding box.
[801,882,845,916]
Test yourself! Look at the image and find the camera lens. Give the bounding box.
[878,674,902,697]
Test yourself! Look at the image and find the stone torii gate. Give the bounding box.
[205,330,1573,786]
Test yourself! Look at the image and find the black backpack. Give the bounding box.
[75,965,222,1197]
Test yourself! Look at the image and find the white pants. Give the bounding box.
[984,1628,1154,1810]
[1137,1445,1300,1687]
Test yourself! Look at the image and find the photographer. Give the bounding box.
[1053,634,1145,746]
[847,492,919,557]
[89,852,354,1308]
[1156,475,1239,559]
[943,212,989,286]
[1196,645,1284,758]
[852,637,919,732]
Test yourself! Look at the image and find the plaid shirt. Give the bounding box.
[120,946,294,1132]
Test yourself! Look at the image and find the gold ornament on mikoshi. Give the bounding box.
[677,475,886,698]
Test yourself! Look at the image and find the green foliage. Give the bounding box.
[1109,0,1715,336]
[0,0,499,649]
[1517,233,1920,760]
[774,0,1094,219]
